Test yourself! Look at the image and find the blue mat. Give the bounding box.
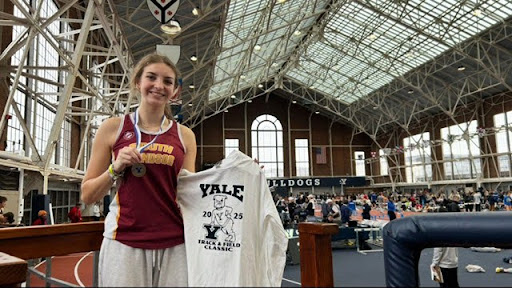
[282,246,512,287]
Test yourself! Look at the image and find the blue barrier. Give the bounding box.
[383,212,512,287]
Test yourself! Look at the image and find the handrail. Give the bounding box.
[0,252,27,287]
[0,221,341,287]
[0,222,104,260]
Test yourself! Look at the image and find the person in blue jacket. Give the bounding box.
[387,199,397,221]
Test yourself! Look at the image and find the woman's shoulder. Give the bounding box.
[95,116,124,144]
[97,116,124,133]
[177,123,193,135]
[177,123,196,143]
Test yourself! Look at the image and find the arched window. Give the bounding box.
[251,114,284,178]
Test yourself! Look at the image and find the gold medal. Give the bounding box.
[131,163,146,177]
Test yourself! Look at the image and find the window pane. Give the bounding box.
[225,138,239,157]
[379,149,389,176]
[251,114,283,178]
[403,132,432,182]
[295,139,309,176]
[441,121,481,179]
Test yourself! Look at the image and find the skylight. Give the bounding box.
[212,0,512,104]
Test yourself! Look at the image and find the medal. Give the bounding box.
[132,108,166,177]
[131,163,146,177]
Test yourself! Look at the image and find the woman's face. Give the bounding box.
[137,62,176,107]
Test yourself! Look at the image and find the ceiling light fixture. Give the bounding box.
[368,33,377,40]
[258,84,263,88]
[457,66,466,71]
[248,100,252,103]
[240,75,246,79]
[277,0,287,3]
[190,55,197,61]
[224,109,229,113]
[292,100,297,104]
[160,19,181,35]
[315,111,320,114]
[254,45,261,51]
[408,89,414,94]
[188,103,193,107]
[192,7,202,16]
[231,95,236,99]
[293,30,302,36]
[189,84,195,89]
[472,8,482,17]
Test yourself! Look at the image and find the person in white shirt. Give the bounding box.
[326,199,341,224]
[474,190,482,212]
[93,201,101,221]
[432,246,459,288]
[431,207,459,288]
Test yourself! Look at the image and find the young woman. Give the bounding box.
[81,53,197,287]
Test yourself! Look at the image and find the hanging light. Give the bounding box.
[192,7,202,16]
[161,19,181,35]
[190,55,197,62]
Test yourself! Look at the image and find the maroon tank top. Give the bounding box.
[108,114,185,249]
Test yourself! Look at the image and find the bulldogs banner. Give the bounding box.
[267,176,367,188]
[147,0,180,24]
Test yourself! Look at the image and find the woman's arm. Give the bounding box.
[180,124,197,172]
[81,117,122,204]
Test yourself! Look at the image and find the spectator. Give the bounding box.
[326,199,341,224]
[33,210,48,225]
[362,200,372,220]
[504,191,512,211]
[0,212,16,227]
[93,201,102,221]
[474,189,482,212]
[340,200,351,224]
[348,196,357,216]
[387,199,397,221]
[287,197,298,221]
[0,196,7,223]
[68,202,82,223]
[431,208,459,288]
[446,196,461,212]
[463,191,474,212]
[305,194,316,222]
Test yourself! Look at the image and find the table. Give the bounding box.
[354,227,383,254]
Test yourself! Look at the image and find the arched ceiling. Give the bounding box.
[113,0,512,137]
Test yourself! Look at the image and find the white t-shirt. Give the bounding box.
[474,192,482,204]
[177,150,288,287]
[331,203,341,221]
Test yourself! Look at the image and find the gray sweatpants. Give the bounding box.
[98,238,188,287]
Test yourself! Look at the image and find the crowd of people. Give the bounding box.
[274,187,512,229]
[0,194,102,227]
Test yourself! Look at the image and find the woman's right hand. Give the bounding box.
[112,146,142,173]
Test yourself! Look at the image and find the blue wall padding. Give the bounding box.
[383,212,512,287]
